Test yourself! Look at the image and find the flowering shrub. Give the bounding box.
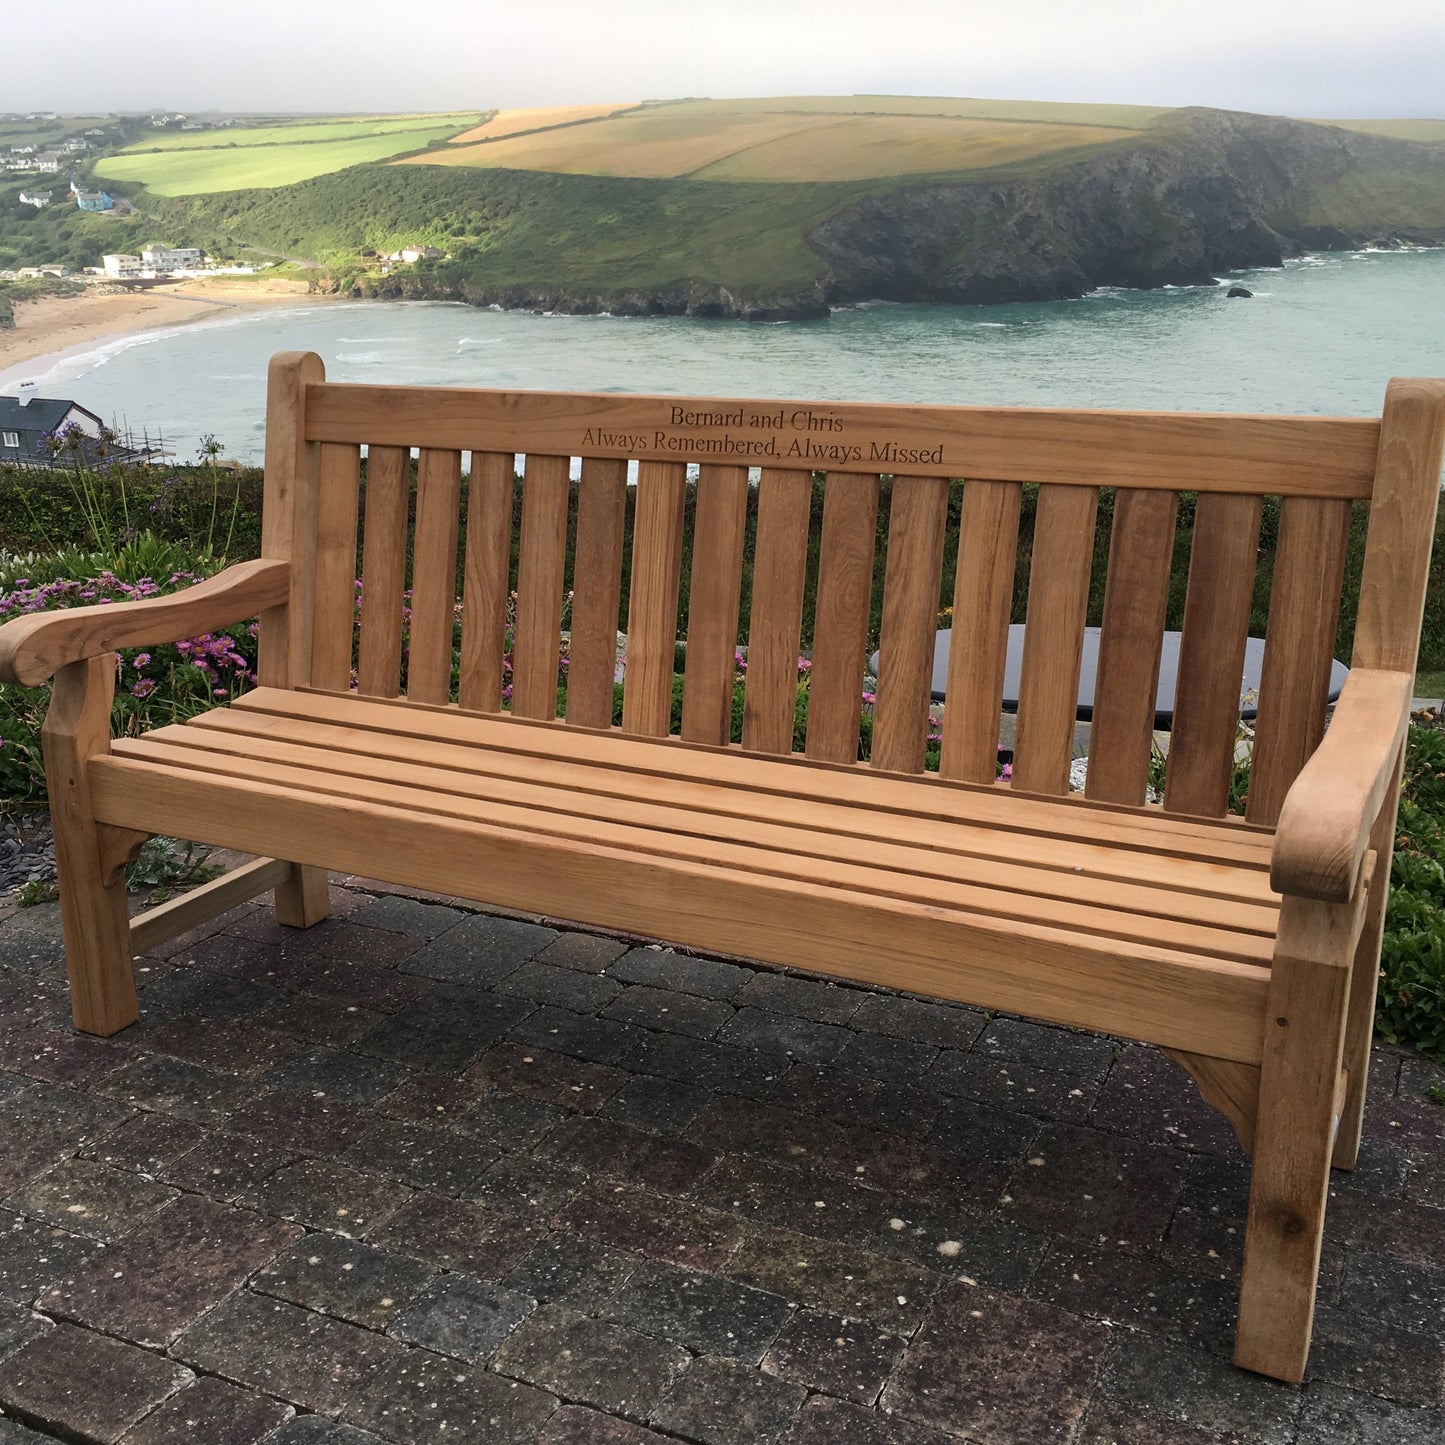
[0,564,258,801]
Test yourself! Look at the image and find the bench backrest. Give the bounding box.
[260,352,1445,825]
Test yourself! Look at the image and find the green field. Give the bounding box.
[95,120,477,196]
[124,113,482,153]
[1317,118,1445,143]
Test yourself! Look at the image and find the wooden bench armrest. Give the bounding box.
[0,559,291,687]
[1270,668,1414,904]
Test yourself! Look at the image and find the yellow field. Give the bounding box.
[449,103,639,144]
[408,97,1144,182]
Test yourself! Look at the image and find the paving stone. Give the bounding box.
[692,1153,886,1242]
[0,1413,69,1444]
[39,1194,301,1347]
[1323,1185,1445,1271]
[225,1088,371,1158]
[146,972,290,1025]
[867,1201,1049,1290]
[389,1273,536,1361]
[1097,1332,1301,1445]
[6,1158,178,1243]
[779,1394,959,1445]
[352,1008,500,1075]
[255,994,385,1049]
[0,1020,130,1089]
[1295,1382,1445,1445]
[507,1006,648,1068]
[1028,1240,1236,1354]
[1336,1249,1445,1336]
[1307,1303,1445,1402]
[653,1354,807,1445]
[977,1016,1117,1077]
[536,1114,717,1193]
[537,1404,676,1444]
[1162,1154,1249,1274]
[925,1097,1045,1168]
[80,1112,207,1174]
[466,1152,585,1218]
[496,960,623,1014]
[718,1007,853,1064]
[556,1189,747,1274]
[849,993,988,1051]
[734,972,866,1026]
[138,1016,301,1077]
[339,1117,502,1196]
[502,1233,637,1311]
[174,1289,405,1416]
[231,913,422,965]
[366,1193,542,1278]
[0,1083,134,1197]
[600,983,734,1039]
[261,1046,411,1108]
[249,1158,415,1235]
[1090,1045,1243,1157]
[156,1131,297,1202]
[399,915,558,986]
[266,1421,387,1445]
[1365,1068,1445,1151]
[97,1053,254,1127]
[601,1074,712,1136]
[606,1258,793,1360]
[726,1223,934,1333]
[496,1304,688,1418]
[161,933,277,978]
[377,1071,489,1123]
[761,1307,903,1406]
[0,1304,49,1367]
[1337,1137,1410,1198]
[456,1092,568,1154]
[1001,1122,1190,1246]
[468,1042,628,1112]
[536,933,629,974]
[883,1282,1109,1443]
[0,1323,192,1445]
[117,1374,294,1445]
[831,1030,941,1085]
[925,1049,1100,1121]
[344,1345,559,1444]
[255,1232,437,1329]
[768,1064,940,1142]
[610,947,751,999]
[0,1210,99,1308]
[1075,1399,1248,1445]
[630,1030,786,1100]
[348,895,466,938]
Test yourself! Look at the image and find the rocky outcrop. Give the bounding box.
[808,108,1445,306]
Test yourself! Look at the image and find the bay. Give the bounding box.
[7,249,1445,465]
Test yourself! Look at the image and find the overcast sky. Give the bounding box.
[7,0,1442,120]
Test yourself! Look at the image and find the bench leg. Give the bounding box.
[274,863,331,929]
[1235,892,1359,1382]
[41,657,138,1038]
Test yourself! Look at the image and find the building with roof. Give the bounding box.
[0,387,164,468]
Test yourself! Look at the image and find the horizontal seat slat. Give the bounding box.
[132,720,1279,956]
[88,753,1271,1063]
[232,689,1276,865]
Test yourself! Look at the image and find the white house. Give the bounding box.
[140,243,204,270]
[18,191,51,208]
[101,254,145,279]
[35,155,61,173]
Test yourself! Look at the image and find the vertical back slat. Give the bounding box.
[872,475,950,773]
[310,442,361,693]
[1246,496,1352,826]
[458,450,515,713]
[681,464,749,746]
[511,453,571,720]
[939,479,1022,783]
[1011,483,1099,795]
[742,468,813,755]
[1164,493,1263,817]
[621,460,687,738]
[405,447,462,706]
[805,472,881,764]
[565,457,629,729]
[1085,488,1179,805]
[356,445,411,699]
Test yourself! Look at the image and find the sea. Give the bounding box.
[6,248,1445,466]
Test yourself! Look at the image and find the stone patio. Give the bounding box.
[0,874,1442,1444]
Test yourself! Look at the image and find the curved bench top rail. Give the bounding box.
[302,381,1381,499]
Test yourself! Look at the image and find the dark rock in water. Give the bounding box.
[1227,285,1253,297]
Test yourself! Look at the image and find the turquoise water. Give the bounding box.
[6,249,1445,464]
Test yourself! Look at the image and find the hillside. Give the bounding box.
[115,98,1445,319]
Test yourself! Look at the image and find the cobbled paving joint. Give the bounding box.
[0,878,1442,1444]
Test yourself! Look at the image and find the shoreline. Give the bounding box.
[0,281,342,390]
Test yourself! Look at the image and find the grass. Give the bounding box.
[1415,670,1445,699]
[95,122,475,196]
[1314,119,1445,143]
[410,97,1144,182]
[124,114,483,153]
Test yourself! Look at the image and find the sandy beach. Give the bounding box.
[0,279,339,381]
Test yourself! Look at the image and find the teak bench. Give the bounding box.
[3,353,1443,1385]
